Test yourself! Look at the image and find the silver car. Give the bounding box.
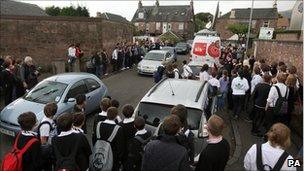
[0,72,108,136]
[137,50,174,75]
[134,78,217,162]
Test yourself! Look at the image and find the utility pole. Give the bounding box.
[245,0,254,59]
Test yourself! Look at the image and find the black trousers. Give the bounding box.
[232,95,245,116]
[4,88,13,106]
[252,106,266,132]
[112,59,118,72]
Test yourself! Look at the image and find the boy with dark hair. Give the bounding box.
[52,113,91,171]
[92,97,111,139]
[3,112,41,171]
[73,94,87,133]
[92,107,125,171]
[37,102,58,171]
[126,117,151,171]
[73,112,86,134]
[119,104,136,169]
[73,94,86,113]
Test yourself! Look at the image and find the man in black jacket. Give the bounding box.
[0,59,15,105]
[142,115,191,171]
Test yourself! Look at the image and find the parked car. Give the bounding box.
[161,46,177,61]
[134,78,217,161]
[0,73,108,136]
[137,50,175,75]
[175,42,189,54]
[186,40,194,50]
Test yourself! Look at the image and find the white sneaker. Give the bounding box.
[105,73,108,76]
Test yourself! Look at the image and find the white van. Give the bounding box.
[191,29,221,67]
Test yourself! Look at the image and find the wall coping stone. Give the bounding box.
[253,39,303,44]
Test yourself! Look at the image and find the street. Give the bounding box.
[0,54,301,170]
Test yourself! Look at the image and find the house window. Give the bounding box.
[178,22,184,30]
[156,22,161,30]
[263,21,269,27]
[138,12,144,19]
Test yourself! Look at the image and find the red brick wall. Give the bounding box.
[253,39,303,82]
[276,32,303,41]
[0,15,133,66]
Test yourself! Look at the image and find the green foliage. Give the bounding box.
[159,31,183,44]
[194,12,213,31]
[227,23,248,39]
[45,5,89,17]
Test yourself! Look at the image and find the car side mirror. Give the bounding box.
[67,98,76,103]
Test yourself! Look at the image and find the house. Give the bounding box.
[215,7,278,40]
[131,0,195,40]
[96,12,130,23]
[277,17,290,30]
[0,0,48,16]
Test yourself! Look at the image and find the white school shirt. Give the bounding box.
[39,116,55,138]
[182,65,193,78]
[112,49,118,60]
[231,76,249,95]
[68,47,76,57]
[135,129,147,136]
[267,83,288,107]
[244,141,296,171]
[208,77,220,88]
[174,68,179,79]
[199,71,210,82]
[251,74,263,94]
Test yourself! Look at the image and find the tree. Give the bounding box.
[45,5,90,17]
[194,12,213,31]
[227,23,248,41]
[45,6,61,16]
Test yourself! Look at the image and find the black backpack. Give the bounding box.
[256,143,289,171]
[274,86,289,115]
[53,135,80,171]
[134,135,152,157]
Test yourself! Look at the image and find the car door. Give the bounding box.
[63,80,89,114]
[84,78,101,114]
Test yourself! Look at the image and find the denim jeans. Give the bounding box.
[95,65,102,78]
[217,92,227,110]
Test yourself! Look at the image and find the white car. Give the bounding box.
[188,61,204,76]
[137,50,174,75]
[134,78,217,161]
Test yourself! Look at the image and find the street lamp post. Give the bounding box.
[245,0,254,59]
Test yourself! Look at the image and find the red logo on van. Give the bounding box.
[193,43,207,56]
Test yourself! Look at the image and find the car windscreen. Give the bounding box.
[138,102,202,130]
[24,81,68,104]
[190,66,203,76]
[144,52,164,61]
[176,43,187,47]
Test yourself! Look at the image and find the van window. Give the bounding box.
[138,102,202,130]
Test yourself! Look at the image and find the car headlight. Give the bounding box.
[137,64,142,70]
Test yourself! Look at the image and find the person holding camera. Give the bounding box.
[20,56,40,90]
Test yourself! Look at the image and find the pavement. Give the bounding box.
[0,54,302,170]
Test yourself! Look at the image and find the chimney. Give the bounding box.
[138,0,143,9]
[273,0,277,8]
[96,12,102,17]
[230,10,235,18]
[155,0,159,7]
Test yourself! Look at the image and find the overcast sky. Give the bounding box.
[20,0,296,21]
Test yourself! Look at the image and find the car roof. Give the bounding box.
[148,50,168,54]
[141,78,207,109]
[44,72,97,84]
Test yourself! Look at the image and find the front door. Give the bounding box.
[162,22,167,33]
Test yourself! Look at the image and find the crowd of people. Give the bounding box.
[1,42,302,171]
[0,55,40,106]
